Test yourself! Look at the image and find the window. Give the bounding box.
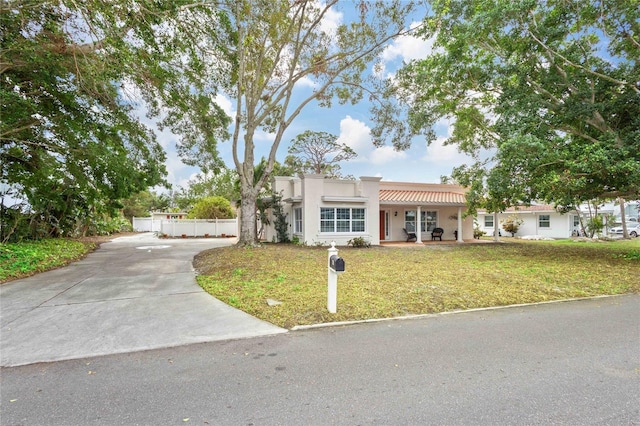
[294,208,302,233]
[572,215,580,228]
[424,211,438,232]
[320,208,335,232]
[484,215,494,227]
[404,210,416,232]
[406,210,438,232]
[539,214,550,228]
[320,207,366,233]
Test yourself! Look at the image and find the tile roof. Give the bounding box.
[477,204,562,213]
[379,189,466,205]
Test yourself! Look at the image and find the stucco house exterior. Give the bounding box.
[477,205,581,239]
[264,175,473,246]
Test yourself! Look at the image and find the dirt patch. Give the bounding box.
[71,231,140,246]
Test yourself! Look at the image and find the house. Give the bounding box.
[264,175,473,246]
[132,211,188,232]
[476,205,581,239]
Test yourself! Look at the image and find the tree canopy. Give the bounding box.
[187,196,235,220]
[285,130,357,178]
[166,0,419,245]
[1,1,234,238]
[379,0,639,215]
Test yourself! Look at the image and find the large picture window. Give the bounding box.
[320,207,365,233]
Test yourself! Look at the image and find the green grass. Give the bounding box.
[194,239,640,328]
[0,239,95,282]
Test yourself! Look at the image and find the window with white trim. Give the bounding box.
[293,208,302,233]
[539,214,550,228]
[404,210,416,233]
[423,211,438,232]
[320,207,365,233]
[484,215,494,227]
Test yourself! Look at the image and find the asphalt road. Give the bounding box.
[1,294,638,425]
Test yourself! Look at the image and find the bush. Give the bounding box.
[501,214,524,237]
[473,226,485,239]
[347,237,371,248]
[93,215,133,235]
[187,196,235,219]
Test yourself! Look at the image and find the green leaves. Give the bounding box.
[1,1,175,237]
[0,240,90,282]
[187,196,236,220]
[286,130,357,178]
[391,0,640,214]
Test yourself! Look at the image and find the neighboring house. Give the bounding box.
[265,175,473,246]
[132,211,188,232]
[477,205,581,239]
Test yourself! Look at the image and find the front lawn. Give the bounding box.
[194,239,640,328]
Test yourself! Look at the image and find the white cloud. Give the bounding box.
[424,136,463,163]
[382,28,435,63]
[336,115,371,153]
[295,75,317,89]
[253,129,276,145]
[214,93,235,118]
[319,1,343,36]
[376,22,437,78]
[369,145,408,165]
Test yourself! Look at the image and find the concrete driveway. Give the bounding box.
[0,233,286,367]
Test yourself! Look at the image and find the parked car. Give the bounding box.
[610,223,640,237]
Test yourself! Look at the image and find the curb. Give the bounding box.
[290,294,627,331]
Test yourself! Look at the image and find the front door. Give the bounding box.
[379,211,386,240]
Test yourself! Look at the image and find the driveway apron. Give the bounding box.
[0,233,286,367]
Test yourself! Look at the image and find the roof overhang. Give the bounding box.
[379,189,466,206]
[321,196,369,203]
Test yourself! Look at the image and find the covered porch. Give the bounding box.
[377,183,472,243]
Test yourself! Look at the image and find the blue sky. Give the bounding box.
[138,3,479,192]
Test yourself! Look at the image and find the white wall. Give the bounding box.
[271,175,381,246]
[160,219,238,237]
[478,212,574,238]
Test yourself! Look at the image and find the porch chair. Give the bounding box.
[431,227,444,241]
[403,228,417,242]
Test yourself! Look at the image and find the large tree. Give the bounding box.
[285,130,357,178]
[172,0,418,246]
[1,1,230,237]
[376,0,639,219]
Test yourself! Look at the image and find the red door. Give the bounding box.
[379,211,386,241]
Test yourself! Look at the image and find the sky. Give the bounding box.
[140,3,481,192]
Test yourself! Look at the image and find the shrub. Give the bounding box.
[187,196,235,219]
[473,226,485,239]
[501,214,524,237]
[347,237,371,248]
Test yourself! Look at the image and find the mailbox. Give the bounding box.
[329,255,345,272]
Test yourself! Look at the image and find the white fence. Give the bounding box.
[132,217,160,232]
[132,217,238,237]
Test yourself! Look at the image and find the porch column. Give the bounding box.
[457,207,463,242]
[415,205,422,244]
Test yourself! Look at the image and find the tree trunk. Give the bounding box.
[618,197,627,238]
[238,182,259,246]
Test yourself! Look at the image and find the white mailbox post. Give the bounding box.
[327,241,345,313]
